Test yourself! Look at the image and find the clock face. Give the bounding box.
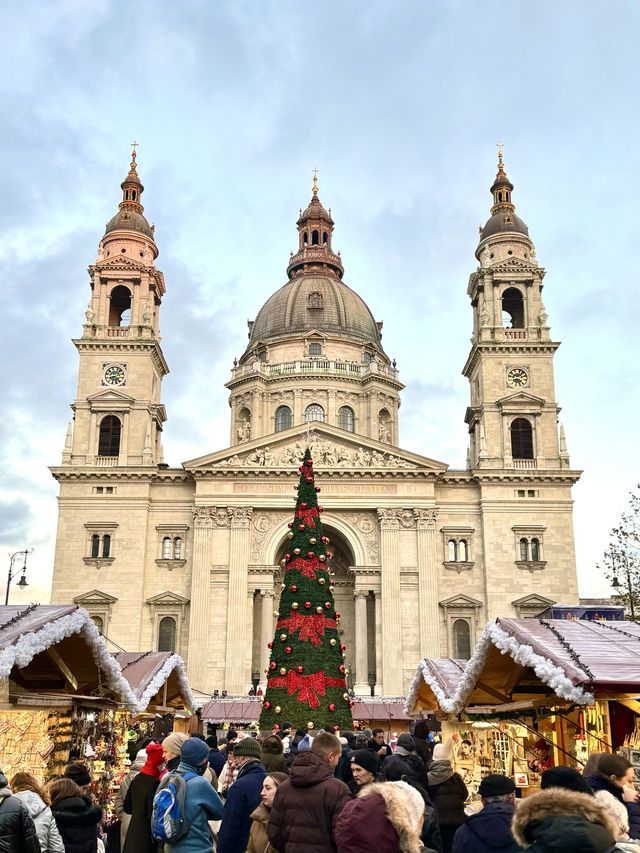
[506,367,529,388]
[103,365,126,386]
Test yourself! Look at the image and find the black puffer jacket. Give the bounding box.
[382,752,430,791]
[0,777,40,853]
[428,772,468,827]
[51,794,102,853]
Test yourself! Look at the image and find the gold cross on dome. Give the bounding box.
[497,141,504,165]
[312,168,318,193]
[131,140,138,159]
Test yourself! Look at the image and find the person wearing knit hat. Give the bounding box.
[451,774,519,853]
[123,742,165,853]
[63,763,92,795]
[412,720,436,766]
[350,749,380,790]
[162,731,187,775]
[426,740,467,853]
[186,734,219,789]
[217,737,266,853]
[541,765,594,796]
[381,733,429,796]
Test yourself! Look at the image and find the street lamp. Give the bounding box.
[6,549,32,606]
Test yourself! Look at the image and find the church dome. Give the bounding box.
[104,209,154,239]
[102,149,155,242]
[249,275,381,347]
[480,210,529,241]
[478,147,530,243]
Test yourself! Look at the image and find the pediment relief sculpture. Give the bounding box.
[214,437,415,469]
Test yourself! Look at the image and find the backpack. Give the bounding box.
[152,769,196,842]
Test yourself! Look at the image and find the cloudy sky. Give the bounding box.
[0,0,638,605]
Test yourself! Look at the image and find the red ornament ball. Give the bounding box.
[306,458,313,466]
[349,700,354,707]
[270,661,276,669]
[308,551,315,558]
[285,646,292,654]
[297,665,304,674]
[291,584,298,592]
[285,553,290,560]
[287,522,293,529]
[340,644,346,651]
[299,466,305,473]
[329,704,336,711]
[324,602,331,609]
[300,502,307,509]
[264,701,271,709]
[273,723,280,730]
[315,486,321,492]
[305,476,312,483]
[318,506,323,512]
[298,524,305,531]
[335,612,341,619]
[268,642,273,649]
[321,536,327,543]
[304,601,311,609]
[339,664,345,673]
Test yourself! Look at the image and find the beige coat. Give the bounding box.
[246,803,279,853]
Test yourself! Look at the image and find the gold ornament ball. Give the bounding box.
[316,606,323,613]
[280,633,287,641]
[330,639,337,646]
[287,531,294,538]
[310,538,317,544]
[280,559,286,566]
[307,721,314,729]
[279,667,286,675]
[273,611,279,617]
[275,706,281,714]
[292,602,299,609]
[294,548,301,555]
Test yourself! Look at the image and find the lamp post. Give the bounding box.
[6,549,31,606]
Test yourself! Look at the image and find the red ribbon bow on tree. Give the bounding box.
[267,669,347,707]
[277,612,337,645]
[285,557,323,578]
[295,506,319,528]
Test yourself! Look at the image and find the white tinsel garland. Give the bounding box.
[78,611,141,709]
[136,653,196,713]
[405,620,594,717]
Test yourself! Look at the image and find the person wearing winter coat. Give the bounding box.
[11,771,64,853]
[0,770,41,853]
[206,736,226,778]
[511,786,618,853]
[267,731,352,853]
[451,774,519,853]
[217,745,239,797]
[412,722,436,768]
[350,749,382,793]
[260,735,289,775]
[246,772,288,853]
[48,777,103,853]
[587,753,640,842]
[113,747,146,851]
[217,737,266,853]
[335,779,437,853]
[382,754,441,852]
[427,742,467,853]
[382,734,430,792]
[123,741,165,853]
[165,737,224,853]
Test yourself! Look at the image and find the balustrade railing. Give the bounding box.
[513,459,537,469]
[230,359,399,381]
[95,456,119,466]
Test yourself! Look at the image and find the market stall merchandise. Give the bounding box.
[405,618,640,796]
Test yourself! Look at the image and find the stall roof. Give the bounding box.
[114,652,196,713]
[200,697,262,724]
[0,604,139,708]
[406,618,640,717]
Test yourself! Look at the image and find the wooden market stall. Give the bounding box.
[406,617,640,797]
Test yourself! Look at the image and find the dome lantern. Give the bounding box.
[478,144,530,243]
[103,143,156,241]
[287,170,343,280]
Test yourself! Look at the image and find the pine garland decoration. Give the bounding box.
[259,448,354,731]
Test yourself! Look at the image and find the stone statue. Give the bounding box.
[279,446,296,466]
[538,307,548,325]
[378,421,391,443]
[96,242,104,260]
[337,447,352,466]
[142,303,152,326]
[85,303,95,324]
[324,441,338,466]
[247,448,264,466]
[354,447,370,467]
[263,446,276,466]
[237,418,251,443]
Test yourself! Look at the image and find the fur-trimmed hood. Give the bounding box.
[358,782,422,853]
[512,788,617,852]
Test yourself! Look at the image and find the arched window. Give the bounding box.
[338,406,355,432]
[312,230,319,245]
[511,418,533,459]
[91,534,100,558]
[275,405,292,432]
[447,540,457,561]
[305,404,325,423]
[322,231,328,245]
[173,537,182,559]
[158,616,177,652]
[459,539,468,561]
[98,416,121,457]
[91,615,104,634]
[520,538,529,561]
[452,619,471,660]
[501,287,524,328]
[102,534,111,558]
[108,285,132,327]
[131,190,136,200]
[303,231,308,244]
[162,537,172,559]
[125,190,129,200]
[531,538,540,561]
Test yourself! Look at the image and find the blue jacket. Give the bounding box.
[208,747,226,778]
[216,759,266,853]
[452,801,521,853]
[165,762,224,853]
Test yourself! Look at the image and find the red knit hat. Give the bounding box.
[140,742,165,778]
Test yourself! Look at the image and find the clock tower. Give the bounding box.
[463,148,569,471]
[64,149,168,468]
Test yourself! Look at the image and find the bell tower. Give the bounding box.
[463,148,570,471]
[64,147,169,468]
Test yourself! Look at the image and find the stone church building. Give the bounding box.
[50,151,581,698]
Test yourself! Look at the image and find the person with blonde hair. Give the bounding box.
[246,771,288,853]
[11,771,64,852]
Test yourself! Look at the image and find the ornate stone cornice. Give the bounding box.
[228,506,253,528]
[192,507,234,528]
[376,507,416,530]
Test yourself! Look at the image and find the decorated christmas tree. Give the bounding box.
[259,448,354,731]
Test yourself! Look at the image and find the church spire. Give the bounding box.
[287,171,344,280]
[489,142,516,216]
[119,142,145,215]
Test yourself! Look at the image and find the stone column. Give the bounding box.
[373,590,383,695]
[225,507,253,693]
[377,508,403,695]
[293,389,303,427]
[259,589,275,690]
[187,507,217,691]
[415,509,439,659]
[353,589,370,695]
[246,589,255,692]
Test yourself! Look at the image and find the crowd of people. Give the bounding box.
[1,723,639,853]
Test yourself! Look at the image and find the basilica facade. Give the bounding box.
[50,152,581,699]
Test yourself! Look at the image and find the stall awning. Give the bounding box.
[351,698,412,721]
[0,604,139,708]
[406,618,640,717]
[200,698,262,724]
[114,652,195,713]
